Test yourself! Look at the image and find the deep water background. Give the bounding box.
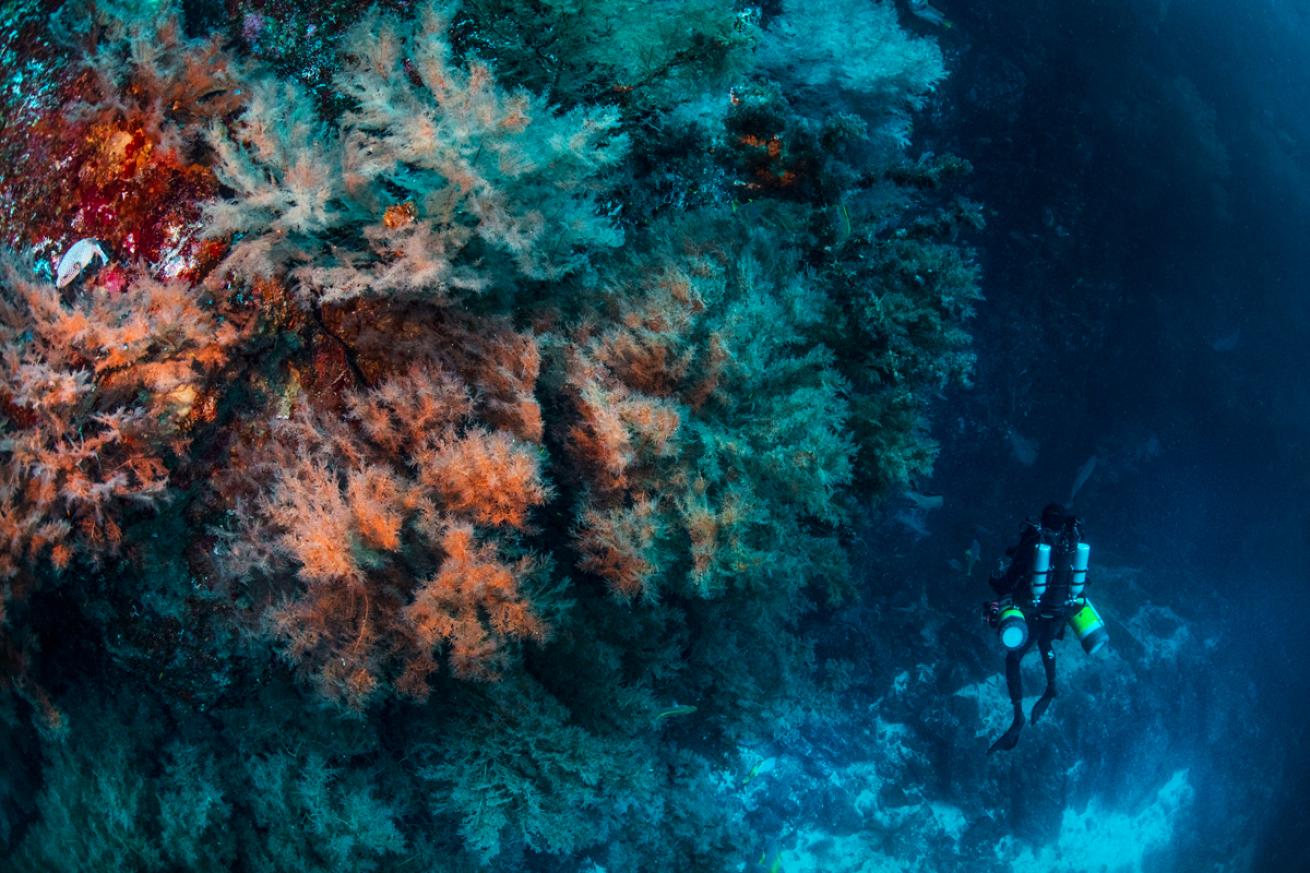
[862,0,1310,866]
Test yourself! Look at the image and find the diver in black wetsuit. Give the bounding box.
[990,610,1060,753]
[984,503,1091,754]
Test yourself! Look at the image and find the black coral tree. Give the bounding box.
[204,3,627,307]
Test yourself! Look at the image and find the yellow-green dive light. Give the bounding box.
[1068,597,1108,655]
[997,604,1028,651]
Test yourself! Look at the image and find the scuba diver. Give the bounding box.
[982,503,1108,753]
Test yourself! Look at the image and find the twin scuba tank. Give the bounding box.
[994,538,1109,656]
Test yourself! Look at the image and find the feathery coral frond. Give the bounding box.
[216,362,547,706]
[203,4,626,307]
[0,255,234,577]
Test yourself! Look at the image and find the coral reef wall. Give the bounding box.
[0,0,978,868]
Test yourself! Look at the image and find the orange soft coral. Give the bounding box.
[215,362,549,707]
[419,430,547,529]
[404,524,544,682]
[575,498,660,600]
[0,256,236,578]
[329,302,545,442]
[557,255,740,596]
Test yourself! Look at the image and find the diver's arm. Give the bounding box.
[990,524,1039,594]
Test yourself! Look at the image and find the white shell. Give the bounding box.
[55,239,109,288]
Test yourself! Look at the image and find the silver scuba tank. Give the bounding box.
[1070,542,1090,597]
[1030,543,1051,604]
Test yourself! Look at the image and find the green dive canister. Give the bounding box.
[1068,597,1108,655]
[997,604,1028,651]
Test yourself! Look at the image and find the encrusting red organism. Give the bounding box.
[0,14,241,279]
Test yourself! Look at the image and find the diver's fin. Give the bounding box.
[988,710,1025,754]
[1030,690,1056,724]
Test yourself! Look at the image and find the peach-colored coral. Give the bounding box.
[565,379,635,496]
[458,327,544,442]
[344,364,473,454]
[686,333,727,411]
[215,361,548,706]
[404,524,544,683]
[557,255,742,595]
[575,498,659,599]
[560,265,712,477]
[266,458,361,583]
[202,5,625,307]
[684,503,720,578]
[332,303,545,442]
[0,258,236,580]
[347,466,409,551]
[419,430,546,529]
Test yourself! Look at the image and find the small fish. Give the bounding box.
[964,539,982,576]
[743,756,776,786]
[1069,455,1098,502]
[1007,428,1039,466]
[653,704,697,722]
[836,202,852,242]
[908,0,951,27]
[1211,329,1241,352]
[55,239,109,288]
[903,490,944,511]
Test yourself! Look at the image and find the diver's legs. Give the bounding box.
[1031,623,1058,724]
[989,647,1028,753]
[1005,647,1025,705]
